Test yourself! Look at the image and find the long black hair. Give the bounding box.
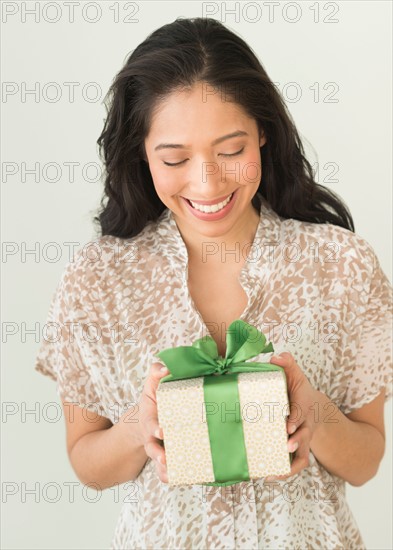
[94,16,354,238]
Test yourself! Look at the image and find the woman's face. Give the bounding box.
[144,81,266,239]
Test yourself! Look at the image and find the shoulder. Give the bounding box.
[281,217,377,276]
[58,221,163,297]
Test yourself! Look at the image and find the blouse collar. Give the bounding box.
[155,193,283,296]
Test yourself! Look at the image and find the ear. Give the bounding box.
[259,130,267,148]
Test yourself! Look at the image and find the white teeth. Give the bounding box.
[189,193,233,213]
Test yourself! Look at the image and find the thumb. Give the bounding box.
[145,362,170,395]
[270,351,292,363]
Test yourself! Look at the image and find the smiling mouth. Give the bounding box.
[184,192,235,213]
[185,192,233,205]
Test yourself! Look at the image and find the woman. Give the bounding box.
[35,17,392,550]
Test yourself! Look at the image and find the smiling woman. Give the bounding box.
[34,15,392,550]
[143,85,265,235]
[94,18,355,240]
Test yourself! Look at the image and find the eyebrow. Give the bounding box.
[154,130,249,152]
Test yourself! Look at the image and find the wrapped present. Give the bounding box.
[156,319,293,487]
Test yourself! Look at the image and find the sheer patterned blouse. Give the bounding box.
[35,193,392,550]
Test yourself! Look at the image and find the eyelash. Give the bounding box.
[163,147,245,167]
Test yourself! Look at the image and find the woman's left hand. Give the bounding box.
[265,351,320,482]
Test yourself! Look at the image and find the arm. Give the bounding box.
[309,389,386,486]
[64,363,172,489]
[268,353,387,487]
[64,400,149,490]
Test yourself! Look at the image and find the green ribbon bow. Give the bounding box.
[157,319,290,487]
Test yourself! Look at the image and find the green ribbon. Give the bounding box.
[157,319,291,486]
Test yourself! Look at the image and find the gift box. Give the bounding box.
[156,320,293,487]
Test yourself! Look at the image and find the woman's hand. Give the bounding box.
[265,352,320,482]
[139,362,170,483]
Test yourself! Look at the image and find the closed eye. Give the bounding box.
[163,147,245,167]
[163,159,187,167]
[220,147,244,158]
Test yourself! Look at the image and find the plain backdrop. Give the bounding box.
[1,1,392,549]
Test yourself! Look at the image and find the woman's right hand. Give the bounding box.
[138,362,170,483]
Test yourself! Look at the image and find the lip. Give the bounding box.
[183,192,233,206]
[181,189,238,221]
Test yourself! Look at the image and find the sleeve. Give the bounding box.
[34,253,106,416]
[339,242,393,415]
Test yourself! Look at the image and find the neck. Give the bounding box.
[173,202,261,266]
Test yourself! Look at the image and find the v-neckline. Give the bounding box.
[164,194,272,343]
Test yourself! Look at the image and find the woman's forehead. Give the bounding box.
[146,88,255,144]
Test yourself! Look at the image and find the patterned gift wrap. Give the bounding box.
[155,320,293,487]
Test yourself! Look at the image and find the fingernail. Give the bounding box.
[158,455,164,464]
[288,441,299,453]
[154,428,161,438]
[160,366,169,373]
[288,424,296,434]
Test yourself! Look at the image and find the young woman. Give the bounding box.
[35,17,392,550]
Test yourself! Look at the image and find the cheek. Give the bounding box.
[240,150,262,184]
[149,164,182,196]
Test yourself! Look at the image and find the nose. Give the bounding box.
[190,157,231,199]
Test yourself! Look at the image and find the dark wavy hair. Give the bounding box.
[94,16,354,238]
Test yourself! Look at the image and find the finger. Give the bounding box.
[270,353,304,431]
[142,362,170,404]
[145,362,170,390]
[265,423,310,482]
[151,449,168,482]
[269,352,309,449]
[154,459,168,483]
[286,399,307,434]
[269,353,296,427]
[150,361,170,381]
[145,438,167,465]
[270,351,295,366]
[284,423,311,477]
[143,406,165,440]
[144,413,165,442]
[265,435,297,481]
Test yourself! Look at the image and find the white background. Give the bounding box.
[1,1,392,548]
